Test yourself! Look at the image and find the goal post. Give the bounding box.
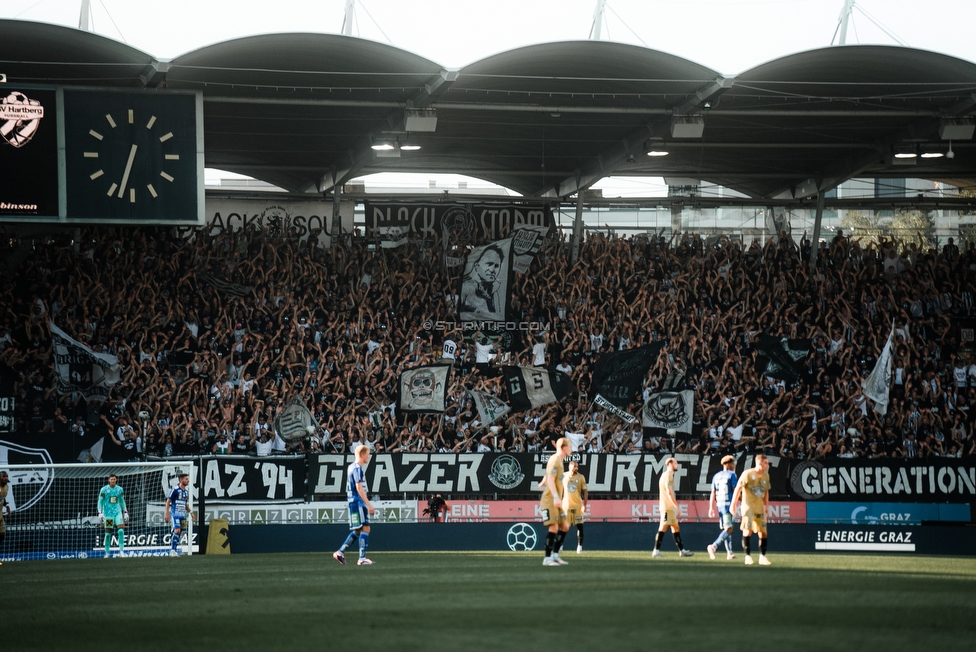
[0,461,198,561]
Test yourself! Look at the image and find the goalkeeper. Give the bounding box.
[97,474,128,557]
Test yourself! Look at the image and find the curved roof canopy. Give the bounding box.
[3,19,976,199]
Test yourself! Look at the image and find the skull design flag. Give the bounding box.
[398,365,451,413]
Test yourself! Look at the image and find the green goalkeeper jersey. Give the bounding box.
[98,484,126,518]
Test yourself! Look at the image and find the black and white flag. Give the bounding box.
[511,224,550,274]
[502,366,573,412]
[274,396,316,442]
[50,322,120,401]
[594,394,637,423]
[458,238,513,323]
[197,272,253,298]
[754,335,811,384]
[643,388,694,434]
[470,390,511,425]
[590,343,665,407]
[378,225,409,249]
[863,322,895,416]
[398,365,451,413]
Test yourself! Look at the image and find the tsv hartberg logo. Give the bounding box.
[488,454,525,490]
[506,523,538,551]
[0,92,45,148]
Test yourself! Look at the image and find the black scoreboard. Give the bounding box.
[0,86,203,225]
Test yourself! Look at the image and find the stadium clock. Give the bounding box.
[63,89,203,224]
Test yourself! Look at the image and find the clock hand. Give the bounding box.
[117,143,138,198]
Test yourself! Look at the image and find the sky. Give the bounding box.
[6,0,976,73]
[7,0,976,196]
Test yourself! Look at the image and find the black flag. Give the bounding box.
[754,335,811,383]
[590,344,665,407]
[502,366,573,412]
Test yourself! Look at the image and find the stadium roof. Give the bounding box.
[3,18,976,199]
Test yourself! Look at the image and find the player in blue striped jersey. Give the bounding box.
[707,455,738,560]
[165,472,192,556]
[333,444,376,566]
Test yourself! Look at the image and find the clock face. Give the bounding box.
[64,89,201,223]
[83,108,181,204]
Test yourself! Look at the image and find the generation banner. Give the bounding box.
[787,458,976,503]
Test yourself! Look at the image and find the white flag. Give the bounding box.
[399,365,451,413]
[470,390,511,425]
[50,322,120,401]
[642,389,695,434]
[863,322,895,416]
[274,396,316,442]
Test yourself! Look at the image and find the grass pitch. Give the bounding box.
[7,551,976,652]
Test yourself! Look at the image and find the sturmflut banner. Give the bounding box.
[50,322,121,401]
[309,452,791,497]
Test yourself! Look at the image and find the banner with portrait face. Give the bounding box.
[458,238,513,324]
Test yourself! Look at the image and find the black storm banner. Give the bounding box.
[364,202,552,244]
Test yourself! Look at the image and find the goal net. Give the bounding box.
[1,461,197,561]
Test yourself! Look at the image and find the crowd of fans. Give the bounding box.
[2,221,976,462]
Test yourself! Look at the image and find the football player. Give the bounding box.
[540,437,572,566]
[165,472,192,556]
[563,460,588,553]
[97,474,128,557]
[730,454,772,566]
[334,444,376,566]
[707,455,738,560]
[652,457,694,557]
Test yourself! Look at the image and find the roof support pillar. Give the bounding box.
[571,193,585,265]
[331,179,343,243]
[809,190,826,272]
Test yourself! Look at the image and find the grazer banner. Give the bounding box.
[364,202,552,243]
[788,458,976,503]
[199,456,305,502]
[309,452,791,497]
